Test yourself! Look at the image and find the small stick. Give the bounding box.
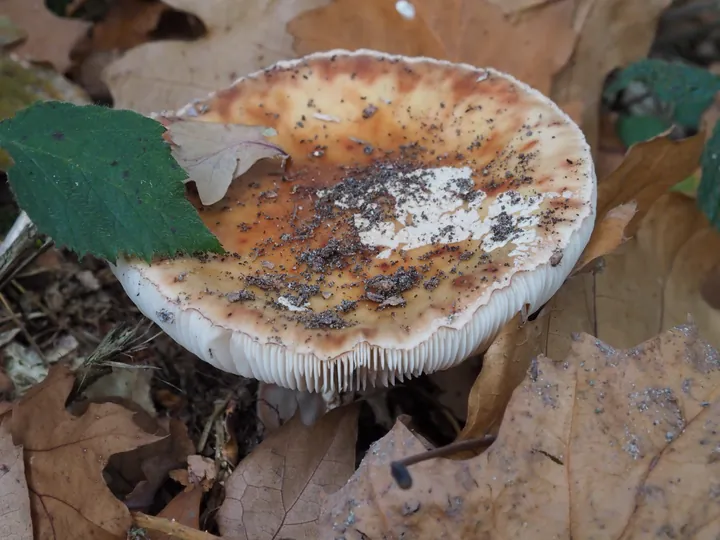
[132,512,221,540]
[390,435,496,490]
[196,393,232,454]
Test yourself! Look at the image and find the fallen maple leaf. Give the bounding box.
[322,324,720,539]
[163,118,287,206]
[9,364,163,540]
[0,421,32,540]
[1,0,89,72]
[217,404,359,539]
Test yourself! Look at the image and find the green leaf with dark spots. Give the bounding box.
[605,59,720,129]
[616,114,671,147]
[699,121,720,229]
[0,101,223,262]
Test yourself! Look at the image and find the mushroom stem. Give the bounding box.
[390,434,496,490]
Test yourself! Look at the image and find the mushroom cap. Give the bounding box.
[111,49,596,394]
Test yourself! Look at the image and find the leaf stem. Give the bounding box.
[390,435,496,490]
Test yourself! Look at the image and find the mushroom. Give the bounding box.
[111,49,596,420]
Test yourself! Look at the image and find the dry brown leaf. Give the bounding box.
[290,0,577,96]
[148,486,203,540]
[104,0,331,113]
[9,364,163,540]
[576,132,705,272]
[187,454,217,492]
[118,416,196,509]
[596,192,720,352]
[595,132,705,238]
[0,421,32,540]
[457,313,545,440]
[702,264,720,310]
[163,119,287,205]
[460,271,596,441]
[81,0,168,52]
[322,324,720,539]
[1,0,89,72]
[217,404,359,539]
[574,201,636,271]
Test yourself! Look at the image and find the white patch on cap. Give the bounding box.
[322,165,566,263]
[277,296,311,312]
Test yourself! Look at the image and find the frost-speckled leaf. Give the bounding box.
[164,118,287,206]
[0,101,223,262]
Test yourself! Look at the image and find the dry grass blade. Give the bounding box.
[72,320,159,393]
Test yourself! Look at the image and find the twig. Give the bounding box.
[0,238,53,292]
[132,512,221,540]
[0,212,39,288]
[390,435,496,490]
[197,393,232,454]
[0,290,46,364]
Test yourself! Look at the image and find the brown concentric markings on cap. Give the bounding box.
[121,49,595,387]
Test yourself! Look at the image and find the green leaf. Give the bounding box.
[0,101,223,262]
[699,121,720,229]
[606,59,720,129]
[616,114,671,147]
[671,173,700,198]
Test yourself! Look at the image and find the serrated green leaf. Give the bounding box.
[0,101,224,262]
[606,59,720,129]
[699,121,720,230]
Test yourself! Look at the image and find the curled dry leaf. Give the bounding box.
[217,404,359,540]
[457,313,545,440]
[0,0,89,72]
[9,364,163,540]
[460,272,596,442]
[576,131,705,273]
[162,118,287,206]
[0,421,32,540]
[573,201,636,272]
[322,324,720,539]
